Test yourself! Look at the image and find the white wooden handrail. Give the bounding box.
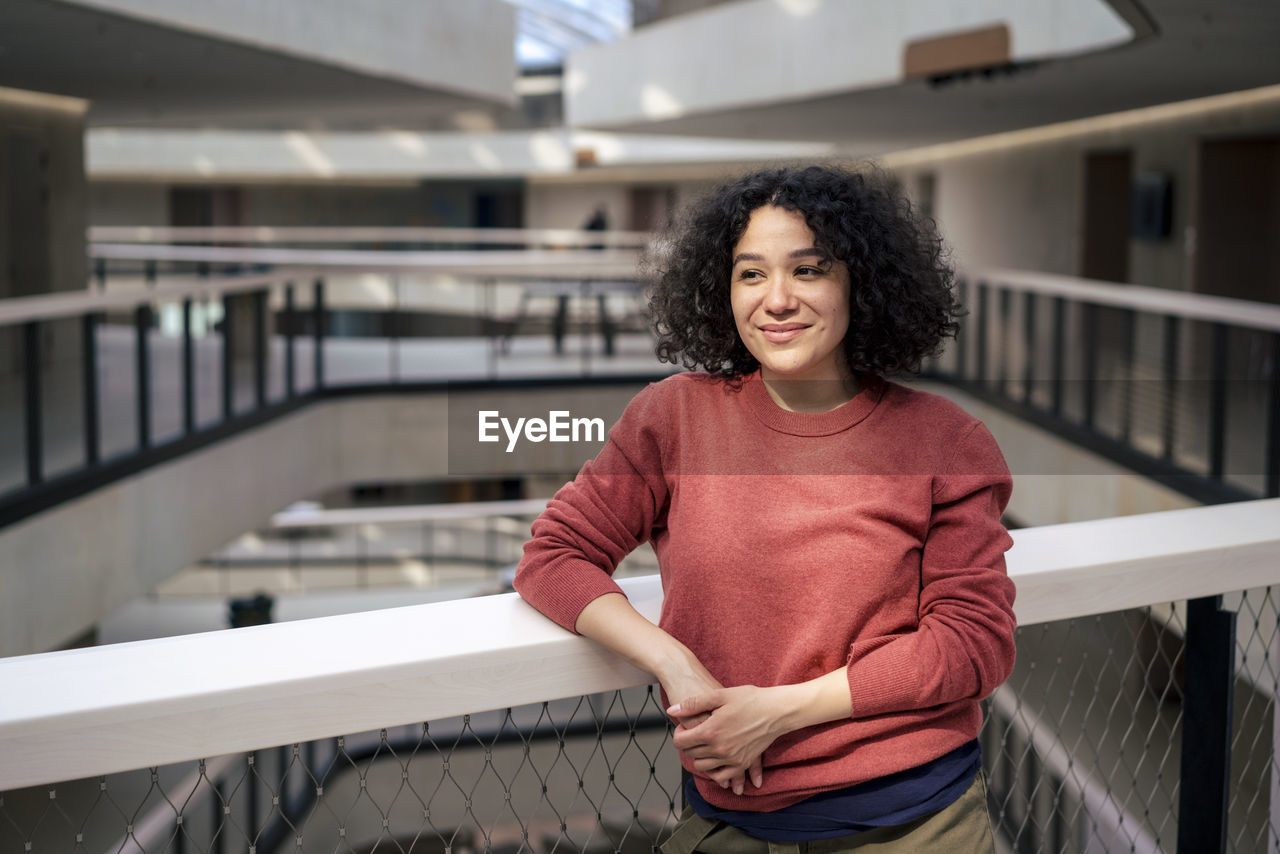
[973,267,1280,333]
[0,253,641,326]
[270,498,550,528]
[89,225,654,249]
[1,498,1277,791]
[0,268,318,325]
[91,244,641,278]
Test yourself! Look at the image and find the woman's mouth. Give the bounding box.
[759,323,808,343]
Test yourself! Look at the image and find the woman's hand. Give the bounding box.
[669,670,855,796]
[667,686,790,794]
[572,594,755,794]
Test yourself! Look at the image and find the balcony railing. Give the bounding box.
[0,233,674,529]
[2,499,1279,853]
[3,233,1278,532]
[935,270,1280,504]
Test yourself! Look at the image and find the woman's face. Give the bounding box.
[730,205,851,385]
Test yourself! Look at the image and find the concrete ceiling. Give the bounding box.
[581,0,1280,151]
[0,0,518,130]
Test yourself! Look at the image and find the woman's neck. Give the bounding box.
[760,370,862,413]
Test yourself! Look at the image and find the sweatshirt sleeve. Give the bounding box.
[843,420,1016,718]
[513,385,670,633]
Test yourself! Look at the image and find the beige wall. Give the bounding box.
[0,89,88,299]
[892,93,1280,293]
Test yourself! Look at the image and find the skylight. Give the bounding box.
[503,0,633,70]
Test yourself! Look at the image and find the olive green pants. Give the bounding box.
[661,774,996,854]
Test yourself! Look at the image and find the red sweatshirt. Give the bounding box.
[514,371,1016,812]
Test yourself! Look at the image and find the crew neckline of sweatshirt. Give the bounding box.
[742,370,884,436]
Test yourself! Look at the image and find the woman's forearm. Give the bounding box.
[574,593,726,704]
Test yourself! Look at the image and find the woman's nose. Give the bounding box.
[763,277,799,313]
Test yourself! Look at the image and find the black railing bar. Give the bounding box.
[253,289,267,409]
[82,313,100,466]
[221,294,235,421]
[182,299,196,435]
[997,286,1012,397]
[23,321,43,486]
[0,394,313,530]
[1050,296,1065,416]
[312,279,325,390]
[1082,303,1098,431]
[1268,332,1280,498]
[1021,291,1035,407]
[975,281,989,387]
[1120,308,1136,445]
[945,377,1256,507]
[284,284,296,400]
[1161,315,1179,462]
[1209,323,1229,480]
[389,273,401,383]
[135,304,152,450]
[0,374,670,532]
[1176,596,1236,854]
[973,268,1280,334]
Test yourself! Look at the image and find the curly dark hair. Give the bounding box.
[645,164,958,378]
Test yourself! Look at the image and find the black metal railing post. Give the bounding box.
[212,777,226,854]
[1022,291,1036,406]
[1162,314,1180,462]
[247,752,260,850]
[1082,303,1098,431]
[1209,323,1229,480]
[1176,595,1236,854]
[284,284,296,399]
[135,303,152,449]
[1120,308,1136,444]
[1051,296,1065,416]
[997,286,1011,397]
[82,313,100,467]
[390,273,401,383]
[1267,331,1280,498]
[253,289,267,409]
[313,278,325,390]
[222,295,235,421]
[23,321,43,485]
[182,298,195,435]
[975,281,988,388]
[954,278,968,380]
[94,257,107,291]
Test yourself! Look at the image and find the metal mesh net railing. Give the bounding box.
[3,592,1278,854]
[982,606,1186,853]
[1229,586,1280,854]
[0,688,680,854]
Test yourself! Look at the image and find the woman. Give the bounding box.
[514,165,1015,851]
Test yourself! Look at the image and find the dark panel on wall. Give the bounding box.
[1193,137,1280,304]
[1081,150,1132,283]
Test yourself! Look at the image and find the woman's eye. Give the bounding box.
[737,269,763,281]
[796,266,824,277]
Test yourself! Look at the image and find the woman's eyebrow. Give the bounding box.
[731,248,825,265]
[789,247,826,259]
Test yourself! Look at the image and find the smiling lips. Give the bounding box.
[759,322,810,343]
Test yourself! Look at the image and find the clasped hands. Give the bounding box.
[665,684,792,796]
